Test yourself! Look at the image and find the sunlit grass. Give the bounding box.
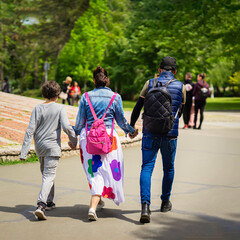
[123,97,240,111]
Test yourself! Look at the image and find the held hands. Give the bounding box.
[68,141,77,150]
[128,128,139,139]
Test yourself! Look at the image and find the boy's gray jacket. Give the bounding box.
[20,102,77,159]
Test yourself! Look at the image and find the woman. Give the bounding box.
[192,73,210,129]
[73,66,138,221]
[70,81,81,106]
[182,72,195,129]
[62,76,72,105]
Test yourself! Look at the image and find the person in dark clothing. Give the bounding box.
[62,76,72,105]
[130,56,186,224]
[1,77,11,93]
[182,73,194,129]
[192,73,210,130]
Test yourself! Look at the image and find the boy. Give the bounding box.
[20,81,77,220]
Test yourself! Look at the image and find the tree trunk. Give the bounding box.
[84,79,87,92]
[114,81,118,92]
[34,50,39,89]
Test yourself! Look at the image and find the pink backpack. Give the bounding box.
[85,92,117,155]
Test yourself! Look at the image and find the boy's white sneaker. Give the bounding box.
[34,205,47,220]
[88,208,97,221]
[97,200,105,210]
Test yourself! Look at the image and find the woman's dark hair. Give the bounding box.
[42,81,61,99]
[93,66,109,88]
[199,73,206,84]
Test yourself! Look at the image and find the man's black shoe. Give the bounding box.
[140,203,151,223]
[160,200,172,212]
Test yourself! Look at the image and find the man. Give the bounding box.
[130,56,186,223]
[182,72,194,129]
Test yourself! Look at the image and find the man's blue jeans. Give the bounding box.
[140,133,177,204]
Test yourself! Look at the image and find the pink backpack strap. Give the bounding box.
[85,92,97,120]
[101,93,117,120]
[102,93,117,140]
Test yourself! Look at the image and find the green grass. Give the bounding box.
[123,101,136,111]
[123,97,240,112]
[0,154,39,166]
[21,89,43,100]
[205,97,240,111]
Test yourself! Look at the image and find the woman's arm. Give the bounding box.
[114,94,136,135]
[73,94,87,135]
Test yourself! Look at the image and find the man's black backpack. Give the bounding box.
[143,78,178,135]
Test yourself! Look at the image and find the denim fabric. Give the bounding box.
[145,71,183,137]
[73,87,135,135]
[140,133,177,204]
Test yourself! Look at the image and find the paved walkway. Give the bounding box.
[0,110,240,239]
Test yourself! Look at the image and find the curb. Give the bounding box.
[0,134,142,162]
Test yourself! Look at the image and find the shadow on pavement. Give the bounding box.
[47,204,141,224]
[0,205,36,222]
[0,204,141,224]
[133,212,240,240]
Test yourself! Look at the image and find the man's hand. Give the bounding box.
[128,129,139,139]
[68,141,77,150]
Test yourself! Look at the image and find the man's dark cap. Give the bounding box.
[159,56,177,71]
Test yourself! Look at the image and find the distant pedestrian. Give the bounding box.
[130,56,186,223]
[1,77,11,93]
[70,81,81,106]
[182,73,194,129]
[192,73,210,129]
[61,76,72,105]
[20,81,77,220]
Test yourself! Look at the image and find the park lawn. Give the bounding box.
[123,97,240,111]
[205,97,240,111]
[123,100,136,111]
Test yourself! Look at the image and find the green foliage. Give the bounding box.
[56,0,109,91]
[56,0,131,92]
[207,57,234,95]
[0,0,89,93]
[22,89,43,98]
[229,72,240,95]
[2,0,240,98]
[56,0,240,98]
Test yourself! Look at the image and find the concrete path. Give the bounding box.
[1,117,240,240]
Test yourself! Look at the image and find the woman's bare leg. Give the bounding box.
[89,195,101,211]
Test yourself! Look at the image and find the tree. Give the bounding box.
[229,72,240,96]
[56,0,132,92]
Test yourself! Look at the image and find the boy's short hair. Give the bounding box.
[42,81,61,99]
